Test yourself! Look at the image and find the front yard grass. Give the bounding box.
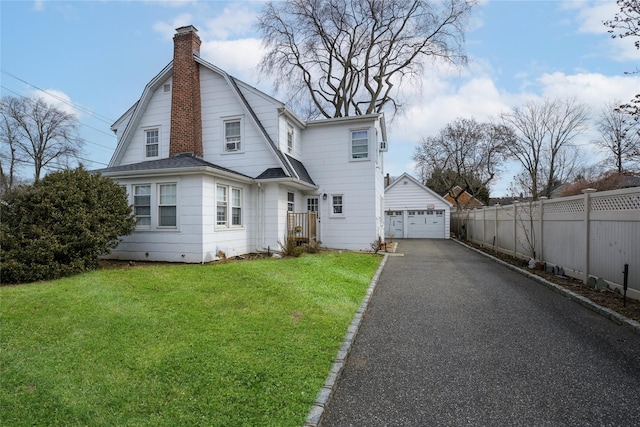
[0,252,381,426]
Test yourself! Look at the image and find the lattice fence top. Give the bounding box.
[544,199,584,214]
[591,193,640,211]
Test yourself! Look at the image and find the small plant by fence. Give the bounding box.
[451,187,640,299]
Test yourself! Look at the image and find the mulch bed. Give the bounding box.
[460,240,640,323]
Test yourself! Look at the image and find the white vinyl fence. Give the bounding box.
[451,187,640,300]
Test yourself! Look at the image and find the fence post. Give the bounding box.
[513,202,518,258]
[538,197,547,262]
[582,188,597,284]
[495,203,499,250]
[482,207,486,245]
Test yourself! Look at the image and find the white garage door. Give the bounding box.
[407,210,445,238]
[385,211,404,239]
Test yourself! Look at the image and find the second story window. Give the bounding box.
[351,129,369,160]
[287,124,294,154]
[146,129,159,157]
[224,119,241,152]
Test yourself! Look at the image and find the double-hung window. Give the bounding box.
[224,119,242,152]
[217,185,243,227]
[145,129,159,157]
[287,124,294,154]
[158,184,177,227]
[134,185,151,226]
[231,188,242,226]
[332,195,344,216]
[351,130,369,159]
[217,186,228,226]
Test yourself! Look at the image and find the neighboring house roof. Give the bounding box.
[96,153,252,181]
[444,186,484,209]
[384,172,453,207]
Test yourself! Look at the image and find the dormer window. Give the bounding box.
[223,118,242,153]
[145,128,159,158]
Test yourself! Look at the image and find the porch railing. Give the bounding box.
[287,211,318,245]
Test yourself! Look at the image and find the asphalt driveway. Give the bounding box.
[320,239,640,426]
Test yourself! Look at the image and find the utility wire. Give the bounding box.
[1,69,116,125]
[1,85,117,138]
[0,86,117,150]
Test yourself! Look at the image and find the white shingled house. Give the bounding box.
[98,26,388,262]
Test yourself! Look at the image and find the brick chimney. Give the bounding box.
[170,25,203,157]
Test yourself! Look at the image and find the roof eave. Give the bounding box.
[99,165,255,183]
[256,177,318,191]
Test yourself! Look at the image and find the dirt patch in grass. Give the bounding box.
[460,239,640,324]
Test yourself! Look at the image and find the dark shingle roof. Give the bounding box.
[256,168,287,180]
[95,153,251,179]
[285,154,315,185]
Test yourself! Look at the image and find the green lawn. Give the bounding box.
[0,253,381,426]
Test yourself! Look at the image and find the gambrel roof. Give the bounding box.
[106,55,315,187]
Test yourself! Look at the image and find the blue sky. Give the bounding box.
[2,0,638,196]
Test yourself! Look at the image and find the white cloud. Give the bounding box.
[568,0,639,62]
[200,38,265,83]
[537,71,640,112]
[152,13,194,40]
[202,4,259,40]
[33,0,44,12]
[31,89,81,117]
[383,67,640,194]
[144,0,196,8]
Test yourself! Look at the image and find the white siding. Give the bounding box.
[106,174,204,262]
[119,76,173,165]
[200,68,281,177]
[384,175,451,239]
[302,118,383,250]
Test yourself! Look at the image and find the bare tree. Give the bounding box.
[0,96,83,183]
[412,117,512,209]
[604,0,640,121]
[500,98,589,200]
[0,105,22,193]
[257,0,477,119]
[593,100,640,173]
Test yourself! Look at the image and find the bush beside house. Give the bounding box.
[0,167,135,284]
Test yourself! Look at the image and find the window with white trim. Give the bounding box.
[351,129,368,159]
[216,185,243,228]
[216,186,228,226]
[145,129,159,158]
[287,123,294,154]
[224,119,242,152]
[287,192,295,212]
[134,185,151,226]
[332,195,344,216]
[158,184,177,227]
[231,188,242,226]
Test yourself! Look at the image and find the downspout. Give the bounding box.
[257,182,265,251]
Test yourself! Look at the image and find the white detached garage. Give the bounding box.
[384,173,453,239]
